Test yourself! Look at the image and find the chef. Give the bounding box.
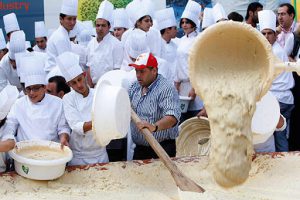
[258,10,295,152]
[3,53,70,145]
[44,0,78,73]
[0,30,26,92]
[0,85,18,172]
[154,7,178,81]
[123,0,161,57]
[57,51,108,166]
[174,0,204,122]
[33,21,48,53]
[86,0,123,87]
[112,8,129,41]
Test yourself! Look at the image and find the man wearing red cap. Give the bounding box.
[128,53,181,160]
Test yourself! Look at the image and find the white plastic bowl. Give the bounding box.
[251,92,280,144]
[8,140,73,180]
[179,96,192,113]
[92,81,131,147]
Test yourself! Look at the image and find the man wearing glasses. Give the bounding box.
[3,54,70,147]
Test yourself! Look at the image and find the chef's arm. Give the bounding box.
[83,121,92,133]
[0,139,15,152]
[275,114,286,131]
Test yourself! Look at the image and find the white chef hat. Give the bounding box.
[0,85,19,120]
[22,55,47,87]
[96,0,114,25]
[128,29,150,59]
[82,20,94,31]
[15,51,30,82]
[0,28,6,50]
[181,0,201,27]
[78,29,92,47]
[60,0,78,16]
[35,21,48,38]
[126,0,154,25]
[3,13,20,35]
[212,3,227,23]
[258,10,276,32]
[155,7,177,31]
[8,30,26,60]
[113,8,129,29]
[56,51,83,82]
[15,52,45,83]
[202,7,215,29]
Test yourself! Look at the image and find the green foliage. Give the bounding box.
[80,0,132,21]
[110,0,132,8]
[80,0,101,21]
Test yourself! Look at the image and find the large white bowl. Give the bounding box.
[8,140,73,180]
[92,80,131,147]
[251,92,280,144]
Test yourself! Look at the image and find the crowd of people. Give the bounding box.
[0,0,299,173]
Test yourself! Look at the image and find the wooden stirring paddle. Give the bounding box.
[131,109,205,193]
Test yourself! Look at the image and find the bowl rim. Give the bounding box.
[8,140,73,166]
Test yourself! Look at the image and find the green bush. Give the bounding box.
[80,0,132,21]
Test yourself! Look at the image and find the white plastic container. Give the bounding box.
[92,80,131,147]
[179,96,192,113]
[8,140,73,180]
[251,92,280,144]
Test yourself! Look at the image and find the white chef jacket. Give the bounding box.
[270,41,294,104]
[33,45,47,53]
[86,33,123,85]
[45,25,72,72]
[175,31,203,111]
[0,125,15,173]
[147,27,162,57]
[71,42,87,70]
[0,53,22,92]
[4,94,70,142]
[160,38,178,81]
[63,88,108,166]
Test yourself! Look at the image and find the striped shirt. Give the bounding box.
[129,74,181,146]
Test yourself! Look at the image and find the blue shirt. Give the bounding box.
[129,74,181,146]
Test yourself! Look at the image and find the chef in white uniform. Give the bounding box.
[33,21,47,53]
[86,0,123,87]
[123,0,161,57]
[0,85,18,172]
[0,30,26,92]
[0,29,8,61]
[258,10,294,152]
[154,7,178,82]
[3,13,20,42]
[175,0,203,122]
[58,52,108,166]
[3,54,70,145]
[45,0,78,73]
[113,8,129,41]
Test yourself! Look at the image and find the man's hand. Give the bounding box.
[188,88,196,100]
[60,133,70,149]
[136,120,156,133]
[197,107,208,118]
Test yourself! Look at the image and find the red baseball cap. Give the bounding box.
[129,53,158,70]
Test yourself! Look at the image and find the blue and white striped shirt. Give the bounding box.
[129,74,181,146]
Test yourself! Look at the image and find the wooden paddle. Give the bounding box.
[131,109,205,193]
